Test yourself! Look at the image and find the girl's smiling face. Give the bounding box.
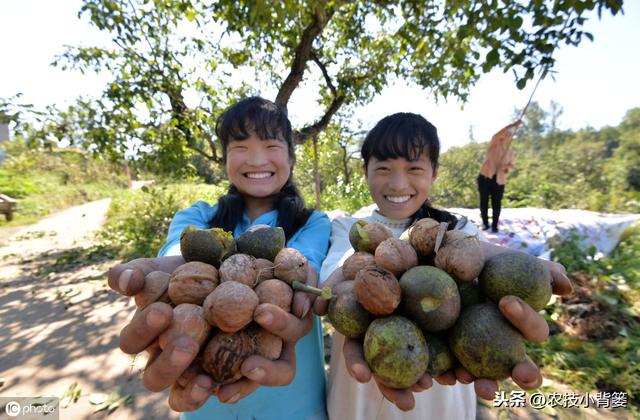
[225,132,292,199]
[365,151,438,220]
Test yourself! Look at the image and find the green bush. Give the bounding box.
[98,182,227,260]
[530,222,640,403]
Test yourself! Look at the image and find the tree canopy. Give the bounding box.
[39,0,623,175]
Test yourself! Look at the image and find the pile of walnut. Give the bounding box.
[328,219,552,389]
[132,224,308,388]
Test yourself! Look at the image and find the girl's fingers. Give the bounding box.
[254,303,312,343]
[474,379,499,401]
[549,263,573,296]
[498,296,549,343]
[216,378,260,404]
[142,335,199,392]
[454,366,475,385]
[292,265,318,319]
[313,268,345,316]
[374,377,416,411]
[119,302,173,354]
[240,341,296,386]
[409,373,433,392]
[108,256,185,296]
[343,337,371,383]
[108,260,150,296]
[168,375,216,412]
[433,371,457,386]
[511,356,542,390]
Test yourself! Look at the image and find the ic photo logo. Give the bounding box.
[4,400,21,417]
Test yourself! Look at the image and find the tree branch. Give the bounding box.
[311,52,336,95]
[275,4,334,109]
[295,94,345,144]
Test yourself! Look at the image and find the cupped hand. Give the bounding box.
[456,287,570,400]
[110,256,220,411]
[341,336,433,411]
[212,265,322,405]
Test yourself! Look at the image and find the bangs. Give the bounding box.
[361,113,440,167]
[216,97,293,154]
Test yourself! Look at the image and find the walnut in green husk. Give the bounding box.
[180,225,235,267]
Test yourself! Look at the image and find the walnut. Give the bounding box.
[254,279,293,312]
[201,330,256,385]
[274,248,309,285]
[353,266,401,316]
[408,218,441,257]
[219,253,258,287]
[342,252,376,281]
[374,238,419,277]
[168,262,219,305]
[255,258,275,284]
[158,303,211,350]
[135,271,171,309]
[202,281,259,332]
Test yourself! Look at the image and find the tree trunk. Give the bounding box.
[313,135,322,210]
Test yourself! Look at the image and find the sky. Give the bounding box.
[1,0,639,150]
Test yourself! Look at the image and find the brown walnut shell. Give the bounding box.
[202,329,256,385]
[203,281,259,332]
[255,258,275,283]
[158,303,211,350]
[254,279,293,312]
[434,230,484,282]
[374,238,419,277]
[168,261,219,305]
[247,324,283,360]
[274,248,309,285]
[135,271,171,309]
[342,252,376,281]
[353,266,401,316]
[408,218,441,257]
[219,253,258,287]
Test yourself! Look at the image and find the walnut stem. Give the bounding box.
[291,281,333,300]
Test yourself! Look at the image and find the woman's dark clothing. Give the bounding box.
[477,174,504,231]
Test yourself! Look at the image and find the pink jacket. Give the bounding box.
[479,125,516,185]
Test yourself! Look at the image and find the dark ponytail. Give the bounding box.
[276,179,313,240]
[411,200,464,231]
[209,185,245,234]
[209,180,312,240]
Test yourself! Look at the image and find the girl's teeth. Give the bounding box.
[246,172,272,179]
[387,195,411,203]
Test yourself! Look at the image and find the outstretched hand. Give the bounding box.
[460,259,572,399]
[165,264,320,409]
[108,256,218,411]
[324,256,573,408]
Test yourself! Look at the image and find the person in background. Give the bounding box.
[477,120,521,232]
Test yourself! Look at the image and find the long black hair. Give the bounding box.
[361,112,461,229]
[210,97,312,240]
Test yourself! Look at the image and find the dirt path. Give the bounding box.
[0,199,177,419]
